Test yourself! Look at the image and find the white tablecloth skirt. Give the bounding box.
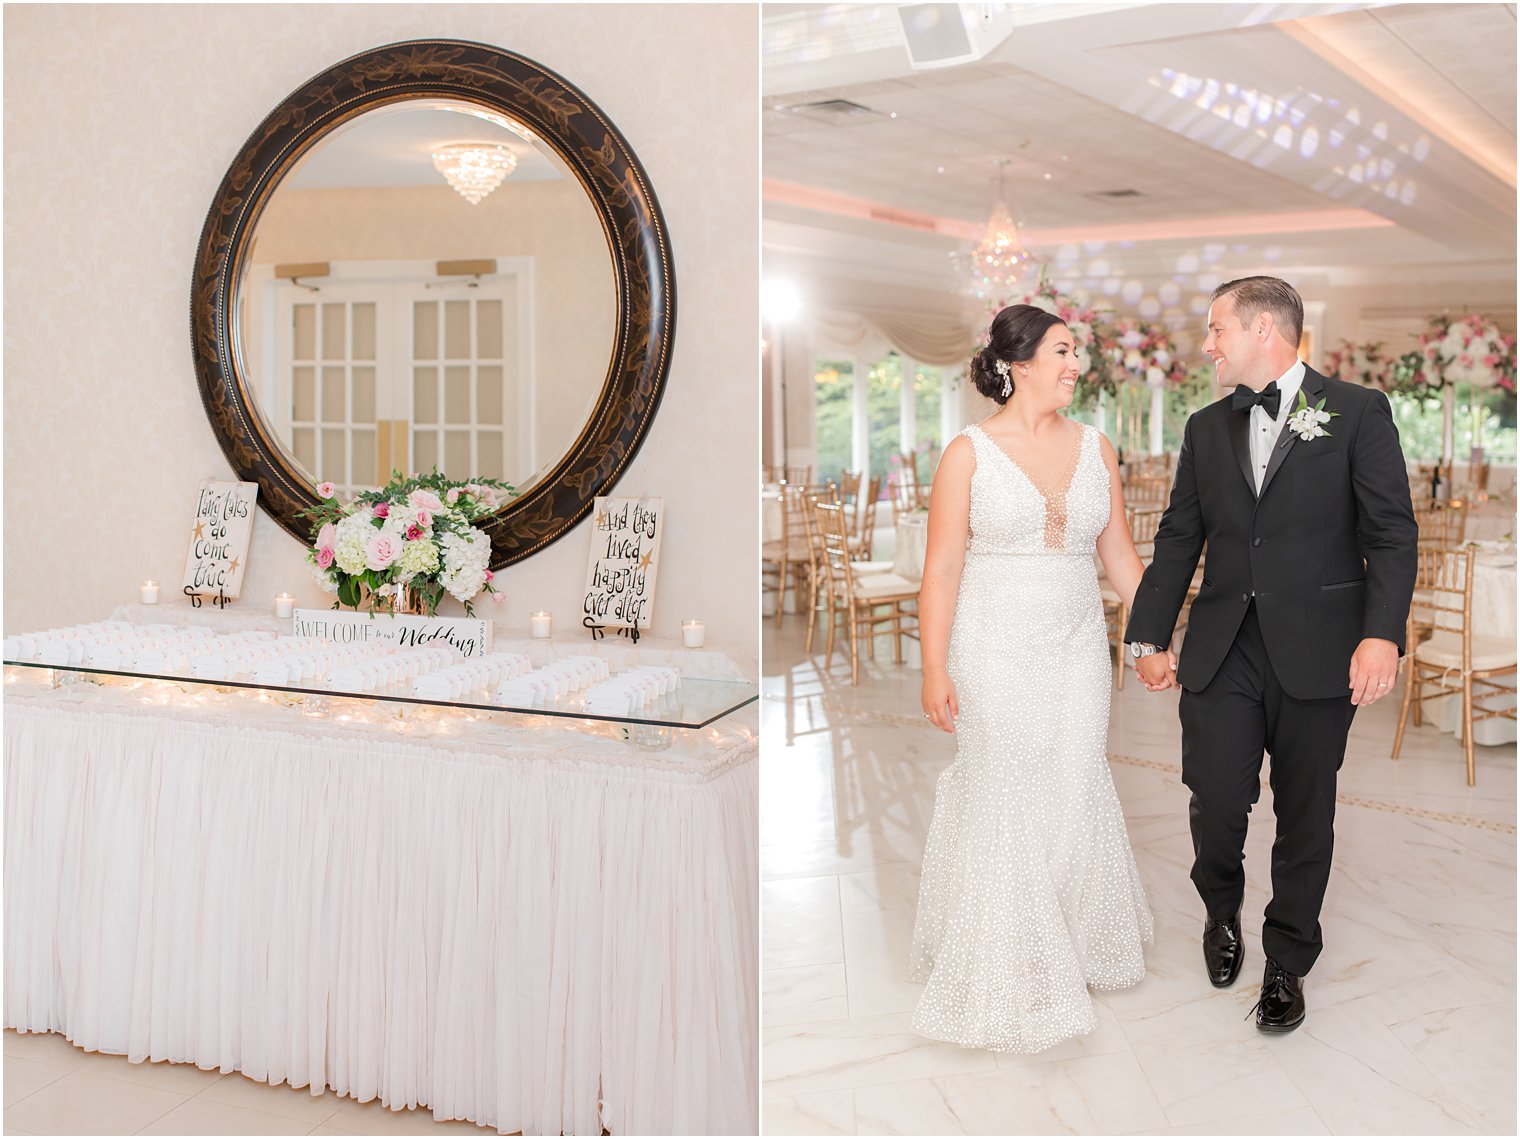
[893,515,929,582]
[1433,553,1517,746]
[4,697,757,1135]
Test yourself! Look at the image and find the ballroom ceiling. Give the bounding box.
[763,2,1517,321]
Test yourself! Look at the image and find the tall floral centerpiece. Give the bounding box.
[1323,340,1393,390]
[1096,319,1188,456]
[1396,314,1516,463]
[303,470,514,616]
[1015,273,1118,412]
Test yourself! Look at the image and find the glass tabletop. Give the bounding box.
[3,658,758,730]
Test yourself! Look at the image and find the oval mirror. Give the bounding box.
[192,40,675,567]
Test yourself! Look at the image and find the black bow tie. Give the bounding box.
[1232,382,1281,418]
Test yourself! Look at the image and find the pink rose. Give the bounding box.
[316,481,336,499]
[481,489,498,509]
[365,533,398,570]
[373,502,390,519]
[316,522,337,550]
[317,547,334,569]
[446,488,461,505]
[415,509,432,529]
[491,591,506,605]
[406,524,423,541]
[408,489,444,513]
[1484,355,1499,368]
[484,569,494,582]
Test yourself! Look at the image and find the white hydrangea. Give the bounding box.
[309,558,339,594]
[439,529,490,602]
[334,512,376,576]
[397,536,440,581]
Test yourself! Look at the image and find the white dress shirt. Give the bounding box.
[1250,360,1306,494]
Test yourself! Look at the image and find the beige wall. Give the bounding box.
[249,179,616,480]
[4,4,759,652]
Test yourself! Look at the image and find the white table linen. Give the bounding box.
[4,665,757,1135]
[893,513,929,582]
[1432,548,1517,746]
[1464,502,1515,543]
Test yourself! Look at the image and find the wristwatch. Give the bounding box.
[1129,642,1163,659]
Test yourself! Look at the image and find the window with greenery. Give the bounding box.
[866,356,902,492]
[1390,388,1517,463]
[814,359,854,485]
[911,361,944,487]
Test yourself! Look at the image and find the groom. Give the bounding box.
[1125,276,1417,1032]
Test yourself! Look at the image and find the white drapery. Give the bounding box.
[805,307,980,369]
[4,691,758,1136]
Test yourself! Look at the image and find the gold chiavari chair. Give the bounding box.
[763,483,817,627]
[815,501,920,684]
[1102,505,1165,689]
[851,475,883,560]
[1124,472,1172,508]
[763,464,813,486]
[1391,544,1517,785]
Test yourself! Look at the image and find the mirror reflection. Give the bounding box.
[236,99,617,497]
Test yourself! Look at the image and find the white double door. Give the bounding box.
[259,262,533,496]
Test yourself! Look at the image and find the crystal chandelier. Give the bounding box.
[430,143,518,205]
[961,159,1034,309]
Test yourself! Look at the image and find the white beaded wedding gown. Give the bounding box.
[908,421,1153,1053]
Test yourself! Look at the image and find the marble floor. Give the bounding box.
[760,619,1517,1136]
[2,1029,498,1136]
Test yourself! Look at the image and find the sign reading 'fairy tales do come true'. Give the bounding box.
[182,479,258,603]
[584,497,662,630]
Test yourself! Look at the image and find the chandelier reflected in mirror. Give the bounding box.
[431,143,519,204]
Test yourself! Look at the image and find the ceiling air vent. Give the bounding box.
[788,98,881,123]
[1091,188,1144,199]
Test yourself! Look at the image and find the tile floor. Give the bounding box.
[760,618,1516,1135]
[2,1028,498,1135]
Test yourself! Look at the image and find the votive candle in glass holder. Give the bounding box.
[681,619,706,648]
[274,593,295,619]
[140,580,160,605]
[530,611,552,639]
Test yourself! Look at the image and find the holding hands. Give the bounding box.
[1135,647,1178,692]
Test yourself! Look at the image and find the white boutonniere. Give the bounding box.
[1282,390,1338,447]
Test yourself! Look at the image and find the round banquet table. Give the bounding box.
[3,621,758,1136]
[1431,546,1517,746]
[1464,500,1515,543]
[893,513,929,582]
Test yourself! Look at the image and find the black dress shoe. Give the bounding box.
[1252,957,1306,1033]
[1202,908,1244,988]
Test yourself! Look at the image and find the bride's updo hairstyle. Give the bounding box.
[969,304,1068,405]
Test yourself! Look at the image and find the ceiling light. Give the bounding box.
[431,143,518,205]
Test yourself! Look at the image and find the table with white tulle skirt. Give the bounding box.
[3,612,757,1137]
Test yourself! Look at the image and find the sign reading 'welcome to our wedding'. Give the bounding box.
[583,496,662,630]
[182,479,258,602]
[293,610,492,659]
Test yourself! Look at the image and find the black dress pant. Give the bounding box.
[1178,602,1357,976]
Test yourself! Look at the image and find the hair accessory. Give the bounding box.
[993,357,1012,398]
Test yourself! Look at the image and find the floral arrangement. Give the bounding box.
[1323,340,1392,390]
[1413,313,1516,392]
[1104,319,1190,387]
[1015,273,1119,408]
[302,470,514,616]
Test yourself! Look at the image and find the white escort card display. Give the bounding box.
[293,608,491,659]
[494,655,614,706]
[583,666,683,717]
[583,497,662,633]
[182,480,258,603]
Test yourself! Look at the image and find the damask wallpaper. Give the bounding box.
[3,3,759,649]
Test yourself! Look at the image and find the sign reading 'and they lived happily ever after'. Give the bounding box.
[182,479,257,604]
[583,496,662,631]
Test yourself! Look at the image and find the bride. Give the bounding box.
[908,303,1154,1053]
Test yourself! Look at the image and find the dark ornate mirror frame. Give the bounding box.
[191,40,674,567]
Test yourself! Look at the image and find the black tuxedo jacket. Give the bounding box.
[1125,367,1418,700]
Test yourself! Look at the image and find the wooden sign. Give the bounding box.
[583,496,662,630]
[293,609,492,658]
[182,480,257,602]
